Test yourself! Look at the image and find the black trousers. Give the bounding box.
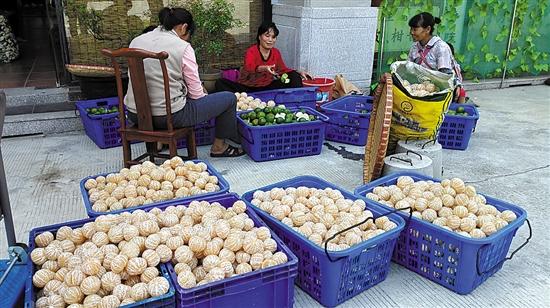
[214,70,303,93]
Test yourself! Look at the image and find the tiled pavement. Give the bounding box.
[1,86,549,307]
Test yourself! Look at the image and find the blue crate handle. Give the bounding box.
[476,218,532,276]
[241,125,256,145]
[324,206,413,262]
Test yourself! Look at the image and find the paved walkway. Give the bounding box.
[1,85,549,307]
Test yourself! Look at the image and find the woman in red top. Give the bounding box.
[215,22,310,93]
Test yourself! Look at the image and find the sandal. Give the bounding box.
[210,144,246,157]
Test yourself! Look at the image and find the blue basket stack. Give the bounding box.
[320,95,373,146]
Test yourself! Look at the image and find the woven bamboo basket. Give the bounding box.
[363,75,394,184]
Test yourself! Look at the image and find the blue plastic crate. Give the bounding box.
[438,103,479,150]
[354,171,530,295]
[1,257,29,308]
[177,118,216,149]
[75,97,130,149]
[25,219,176,308]
[241,176,406,307]
[249,87,317,110]
[76,98,215,150]
[320,95,373,146]
[80,159,230,217]
[237,107,328,162]
[160,193,299,307]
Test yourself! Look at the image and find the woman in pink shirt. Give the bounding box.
[126,7,244,157]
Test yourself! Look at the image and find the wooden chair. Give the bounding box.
[101,48,197,168]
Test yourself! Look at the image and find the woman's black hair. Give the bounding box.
[142,25,157,34]
[408,12,441,34]
[158,7,195,36]
[447,42,455,55]
[256,22,279,44]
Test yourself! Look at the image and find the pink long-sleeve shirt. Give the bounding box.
[181,45,206,100]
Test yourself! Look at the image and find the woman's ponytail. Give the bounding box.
[409,12,441,34]
[158,7,195,35]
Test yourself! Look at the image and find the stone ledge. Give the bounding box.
[4,87,69,106]
[2,111,83,137]
[463,75,549,90]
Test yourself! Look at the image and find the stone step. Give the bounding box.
[3,86,82,115]
[2,110,83,137]
[463,75,549,90]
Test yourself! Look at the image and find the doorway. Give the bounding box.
[0,0,68,89]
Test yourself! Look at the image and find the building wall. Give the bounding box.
[63,0,263,68]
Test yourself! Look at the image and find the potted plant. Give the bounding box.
[183,0,243,92]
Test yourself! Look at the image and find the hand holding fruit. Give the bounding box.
[258,64,277,76]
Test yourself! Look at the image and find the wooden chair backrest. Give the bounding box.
[101,48,174,132]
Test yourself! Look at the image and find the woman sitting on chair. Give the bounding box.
[126,7,244,157]
[215,22,311,93]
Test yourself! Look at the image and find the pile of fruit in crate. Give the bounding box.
[85,106,119,116]
[250,186,397,251]
[446,106,469,116]
[239,105,317,126]
[235,92,274,111]
[83,158,221,213]
[171,200,288,288]
[30,199,288,306]
[364,176,517,238]
[31,222,171,306]
[402,80,439,97]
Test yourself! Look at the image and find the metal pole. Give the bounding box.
[500,0,519,88]
[0,92,17,247]
[378,17,387,79]
[0,251,18,285]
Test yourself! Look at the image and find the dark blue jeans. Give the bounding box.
[128,91,239,141]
